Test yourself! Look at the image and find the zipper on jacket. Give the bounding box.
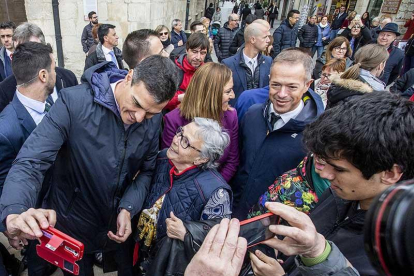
[104,133,128,249]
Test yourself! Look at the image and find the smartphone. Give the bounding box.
[239,212,280,248]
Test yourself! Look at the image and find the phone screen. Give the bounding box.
[239,214,279,248]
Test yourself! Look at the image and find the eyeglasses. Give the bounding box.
[175,126,201,152]
[159,32,168,36]
[352,25,361,29]
[321,73,332,79]
[333,46,347,52]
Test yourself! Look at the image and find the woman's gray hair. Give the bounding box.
[193,117,230,170]
[13,23,46,45]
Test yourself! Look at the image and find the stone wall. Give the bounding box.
[24,0,205,78]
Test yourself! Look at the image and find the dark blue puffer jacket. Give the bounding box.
[272,19,299,58]
[144,149,232,240]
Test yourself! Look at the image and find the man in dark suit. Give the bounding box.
[0,41,57,276]
[0,22,78,112]
[330,5,347,40]
[222,22,272,106]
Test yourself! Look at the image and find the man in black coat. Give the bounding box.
[330,5,347,40]
[204,3,215,21]
[241,4,252,28]
[272,9,300,58]
[84,24,124,72]
[1,56,180,275]
[298,15,318,55]
[229,14,257,55]
[376,23,404,85]
[214,13,240,62]
[81,11,99,54]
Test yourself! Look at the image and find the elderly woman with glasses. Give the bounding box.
[313,36,354,79]
[339,17,372,59]
[136,118,232,256]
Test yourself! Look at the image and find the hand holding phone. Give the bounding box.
[239,213,280,249]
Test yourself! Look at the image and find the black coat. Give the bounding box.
[380,45,404,85]
[390,68,414,98]
[298,23,318,48]
[370,25,380,42]
[0,67,78,113]
[0,62,160,253]
[272,19,299,58]
[339,26,372,59]
[331,12,348,30]
[81,23,95,53]
[214,23,239,62]
[204,7,215,20]
[241,7,252,21]
[229,27,245,54]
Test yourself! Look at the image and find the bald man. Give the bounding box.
[222,22,272,105]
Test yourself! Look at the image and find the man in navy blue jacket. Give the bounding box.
[0,21,15,83]
[0,56,180,275]
[272,10,300,58]
[231,48,324,219]
[222,21,272,106]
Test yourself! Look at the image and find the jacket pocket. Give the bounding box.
[64,187,80,216]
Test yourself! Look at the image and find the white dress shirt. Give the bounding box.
[16,89,47,126]
[269,100,304,130]
[243,51,258,74]
[102,45,119,68]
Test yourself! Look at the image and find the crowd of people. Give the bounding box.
[0,1,414,276]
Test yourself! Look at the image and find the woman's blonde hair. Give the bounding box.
[341,44,389,80]
[180,63,232,123]
[155,25,170,40]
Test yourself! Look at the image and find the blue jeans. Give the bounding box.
[330,29,339,41]
[312,45,324,59]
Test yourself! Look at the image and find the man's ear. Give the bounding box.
[305,79,314,89]
[38,69,47,84]
[125,69,134,84]
[381,164,403,185]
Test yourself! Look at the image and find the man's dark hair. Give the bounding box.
[88,11,96,19]
[190,20,204,32]
[12,42,53,85]
[186,32,209,52]
[132,55,180,104]
[288,9,300,18]
[303,92,414,180]
[98,24,115,44]
[0,21,16,30]
[122,29,159,69]
[245,14,257,25]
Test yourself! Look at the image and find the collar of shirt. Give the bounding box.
[243,51,258,72]
[6,49,12,59]
[102,44,113,55]
[269,100,304,125]
[16,89,47,125]
[51,86,59,102]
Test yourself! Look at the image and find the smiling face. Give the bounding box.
[269,62,312,114]
[332,42,348,59]
[167,123,205,171]
[377,31,396,48]
[115,73,167,125]
[321,17,328,25]
[351,25,361,36]
[159,28,169,42]
[222,77,235,111]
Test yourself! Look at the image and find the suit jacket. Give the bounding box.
[0,67,78,112]
[331,12,348,30]
[0,95,37,192]
[222,50,272,106]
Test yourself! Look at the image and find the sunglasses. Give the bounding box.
[159,32,169,36]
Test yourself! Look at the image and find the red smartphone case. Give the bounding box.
[240,212,280,248]
[36,227,84,275]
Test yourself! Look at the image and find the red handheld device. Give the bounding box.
[36,227,84,275]
[239,212,280,248]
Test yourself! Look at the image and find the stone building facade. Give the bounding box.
[20,0,206,77]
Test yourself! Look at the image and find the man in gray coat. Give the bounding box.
[81,11,99,54]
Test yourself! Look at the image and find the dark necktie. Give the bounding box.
[270,113,281,129]
[44,102,51,112]
[46,95,54,106]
